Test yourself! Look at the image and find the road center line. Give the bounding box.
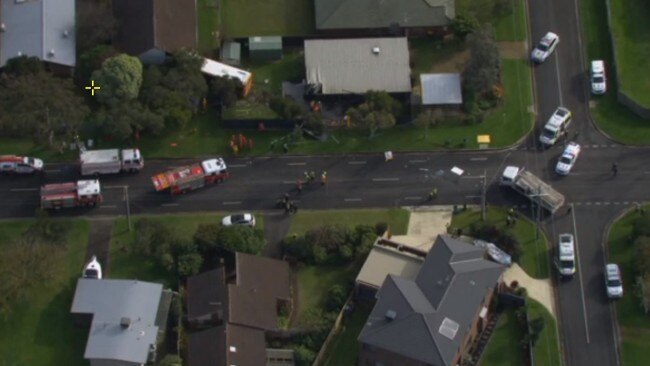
[570,203,591,344]
[372,178,400,182]
[554,50,564,106]
[222,201,241,205]
[348,161,366,165]
[161,203,179,207]
[10,188,38,192]
[344,198,362,202]
[287,162,306,166]
[470,157,488,161]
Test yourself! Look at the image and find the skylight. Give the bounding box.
[439,317,459,340]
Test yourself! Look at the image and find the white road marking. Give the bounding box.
[99,205,117,209]
[585,202,592,205]
[470,157,488,161]
[404,196,422,200]
[222,201,241,205]
[348,161,366,165]
[10,188,37,192]
[161,203,179,207]
[623,201,630,205]
[344,198,362,202]
[643,171,650,174]
[613,202,620,205]
[591,144,599,148]
[575,202,583,205]
[228,164,247,168]
[554,50,564,105]
[372,178,400,182]
[570,203,591,344]
[595,202,602,205]
[603,202,611,205]
[287,162,306,166]
[610,144,617,148]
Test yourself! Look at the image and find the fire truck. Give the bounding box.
[40,180,103,210]
[0,155,44,174]
[151,158,229,195]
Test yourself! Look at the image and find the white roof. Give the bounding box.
[81,149,119,164]
[201,58,251,85]
[591,60,605,73]
[201,158,227,174]
[304,37,411,94]
[559,242,574,260]
[562,142,580,156]
[420,73,462,105]
[121,149,140,161]
[77,179,101,196]
[502,166,520,180]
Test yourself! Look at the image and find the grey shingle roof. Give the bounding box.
[304,37,411,95]
[314,0,455,30]
[70,279,163,363]
[358,235,504,366]
[0,0,76,67]
[420,73,463,105]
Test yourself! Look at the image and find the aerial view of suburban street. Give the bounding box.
[1,0,650,365]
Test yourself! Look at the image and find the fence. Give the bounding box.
[311,294,354,366]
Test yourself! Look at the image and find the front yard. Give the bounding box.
[288,208,410,236]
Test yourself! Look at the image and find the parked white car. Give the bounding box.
[222,213,256,227]
[557,234,576,277]
[605,263,623,299]
[531,32,559,63]
[555,142,581,175]
[539,107,572,146]
[591,60,607,94]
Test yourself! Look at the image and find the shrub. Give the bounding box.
[374,222,388,235]
[326,284,349,312]
[451,13,480,39]
[528,316,545,346]
[270,96,302,119]
[634,236,650,276]
[293,345,316,366]
[282,234,313,262]
[632,215,650,239]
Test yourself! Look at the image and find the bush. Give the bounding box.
[293,345,316,366]
[632,215,650,239]
[270,96,302,119]
[374,222,388,236]
[528,316,545,346]
[282,234,313,262]
[634,236,650,276]
[451,13,480,39]
[326,284,349,312]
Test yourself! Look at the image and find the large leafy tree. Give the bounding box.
[346,91,400,139]
[94,101,164,140]
[463,25,501,96]
[0,71,89,150]
[92,54,143,106]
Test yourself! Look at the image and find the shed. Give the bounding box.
[220,41,241,65]
[248,36,283,60]
[420,73,463,106]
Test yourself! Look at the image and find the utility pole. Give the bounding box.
[124,186,132,231]
[481,169,487,221]
[535,184,542,240]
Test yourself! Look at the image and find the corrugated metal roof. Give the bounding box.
[249,36,282,51]
[420,73,463,105]
[1,0,76,67]
[304,37,411,95]
[70,279,163,363]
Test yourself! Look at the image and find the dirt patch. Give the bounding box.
[85,218,114,276]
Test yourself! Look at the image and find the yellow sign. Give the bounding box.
[84,80,101,96]
[477,135,491,144]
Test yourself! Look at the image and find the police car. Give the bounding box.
[539,107,572,146]
[531,32,559,63]
[591,60,607,95]
[555,142,581,175]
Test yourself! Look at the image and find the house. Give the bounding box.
[248,36,283,61]
[186,252,292,366]
[304,37,411,95]
[112,0,197,64]
[358,235,504,366]
[314,0,455,36]
[220,41,242,66]
[0,0,76,69]
[420,73,463,107]
[70,278,173,366]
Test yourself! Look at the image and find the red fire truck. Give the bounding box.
[41,180,103,210]
[151,158,229,195]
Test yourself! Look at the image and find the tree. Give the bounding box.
[528,316,545,346]
[162,51,208,109]
[177,252,204,277]
[632,215,650,239]
[92,54,143,106]
[303,112,326,135]
[218,226,266,255]
[346,91,399,139]
[94,101,164,140]
[293,345,316,366]
[75,45,119,87]
[0,72,90,150]
[414,109,443,140]
[158,355,183,366]
[463,25,501,97]
[270,96,302,119]
[193,223,223,258]
[326,284,348,311]
[451,13,480,39]
[210,76,243,108]
[3,56,43,76]
[634,236,650,276]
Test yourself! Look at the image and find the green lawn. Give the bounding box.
[222,99,279,120]
[288,208,411,236]
[0,220,89,366]
[221,0,315,37]
[609,0,650,108]
[458,0,527,41]
[527,299,562,366]
[606,205,650,365]
[244,48,306,93]
[480,309,526,366]
[580,0,650,144]
[321,303,373,366]
[0,136,77,162]
[295,265,356,326]
[450,207,550,279]
[197,0,220,55]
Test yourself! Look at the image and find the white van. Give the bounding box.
[557,233,576,277]
[539,107,572,146]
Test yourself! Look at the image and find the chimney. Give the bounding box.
[120,317,131,328]
[385,310,396,321]
[372,47,381,55]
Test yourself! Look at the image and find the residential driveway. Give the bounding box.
[85,218,114,276]
[390,206,453,252]
[503,263,556,318]
[262,213,292,259]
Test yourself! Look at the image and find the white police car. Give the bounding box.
[531,32,559,63]
[555,142,581,175]
[605,263,623,299]
[591,60,607,95]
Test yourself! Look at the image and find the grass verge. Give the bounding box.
[0,220,89,366]
[480,308,526,366]
[528,298,562,366]
[295,265,356,327]
[321,303,373,366]
[458,0,527,42]
[288,208,411,236]
[606,205,650,365]
[221,0,315,38]
[581,0,650,144]
[450,207,550,279]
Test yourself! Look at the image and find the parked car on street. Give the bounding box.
[557,233,576,277]
[555,142,581,175]
[591,60,607,95]
[531,32,559,63]
[222,213,256,227]
[605,263,623,299]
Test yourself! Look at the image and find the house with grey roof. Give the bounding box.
[70,278,172,366]
[112,0,197,65]
[304,37,411,95]
[358,235,505,366]
[314,0,455,35]
[0,0,76,68]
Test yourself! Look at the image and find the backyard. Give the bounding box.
[480,309,525,366]
[0,219,89,366]
[450,207,551,279]
[320,303,373,366]
[221,0,315,38]
[295,265,357,327]
[605,205,650,365]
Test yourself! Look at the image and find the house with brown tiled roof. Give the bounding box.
[112,0,197,64]
[186,252,293,366]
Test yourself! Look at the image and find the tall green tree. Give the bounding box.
[463,25,501,96]
[346,91,400,139]
[92,54,143,106]
[94,101,164,141]
[3,55,43,76]
[0,72,89,150]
